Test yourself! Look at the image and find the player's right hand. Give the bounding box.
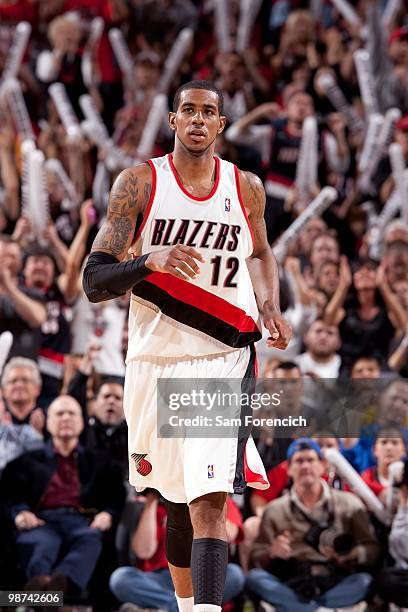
[145,245,205,281]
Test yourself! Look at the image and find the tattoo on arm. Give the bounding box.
[93,216,133,257]
[246,172,266,219]
[92,167,151,259]
[243,171,268,252]
[143,182,152,209]
[109,170,139,214]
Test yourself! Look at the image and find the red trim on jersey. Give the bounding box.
[244,447,269,489]
[38,347,65,363]
[233,165,255,250]
[133,160,157,242]
[168,153,220,202]
[146,272,259,333]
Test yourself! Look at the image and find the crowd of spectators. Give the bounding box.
[0,0,407,610]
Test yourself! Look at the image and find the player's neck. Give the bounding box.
[172,145,216,184]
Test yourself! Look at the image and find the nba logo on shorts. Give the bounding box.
[224,198,230,212]
[208,464,214,478]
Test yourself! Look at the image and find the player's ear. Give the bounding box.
[218,115,227,134]
[168,112,176,131]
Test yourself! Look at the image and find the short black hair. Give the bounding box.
[173,80,224,115]
[375,423,405,442]
[274,361,300,371]
[23,244,57,270]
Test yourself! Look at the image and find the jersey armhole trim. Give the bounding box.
[133,160,157,243]
[233,165,255,251]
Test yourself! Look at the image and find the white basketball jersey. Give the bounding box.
[126,153,261,360]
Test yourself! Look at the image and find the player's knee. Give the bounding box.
[189,492,227,537]
[165,501,193,567]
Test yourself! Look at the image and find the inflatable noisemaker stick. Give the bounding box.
[353,50,379,117]
[82,16,104,89]
[236,0,262,53]
[359,108,401,193]
[324,448,385,520]
[158,28,194,94]
[79,94,110,142]
[389,142,407,211]
[368,188,401,259]
[358,113,384,173]
[136,93,168,160]
[79,98,135,176]
[1,78,35,142]
[316,72,364,135]
[27,148,50,242]
[377,189,401,231]
[214,0,232,53]
[273,187,337,264]
[295,116,318,204]
[44,158,80,210]
[330,0,362,27]
[381,0,401,29]
[20,139,36,219]
[0,22,31,86]
[80,119,135,171]
[108,28,134,87]
[0,331,13,376]
[49,82,82,143]
[378,108,402,151]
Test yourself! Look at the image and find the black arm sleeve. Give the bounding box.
[82,251,151,303]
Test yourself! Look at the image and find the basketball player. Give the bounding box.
[83,81,291,612]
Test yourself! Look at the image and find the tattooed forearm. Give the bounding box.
[93,216,133,257]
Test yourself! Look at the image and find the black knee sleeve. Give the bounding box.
[165,501,193,568]
[191,538,228,606]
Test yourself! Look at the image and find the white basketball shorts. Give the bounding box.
[124,347,269,504]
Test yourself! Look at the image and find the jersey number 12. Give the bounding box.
[210,256,239,287]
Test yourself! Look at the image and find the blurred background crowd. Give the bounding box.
[0,0,407,610]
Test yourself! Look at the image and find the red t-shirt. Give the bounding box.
[138,503,168,572]
[362,466,384,497]
[252,460,290,504]
[0,0,37,23]
[226,496,244,544]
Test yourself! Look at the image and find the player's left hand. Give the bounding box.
[263,309,292,350]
